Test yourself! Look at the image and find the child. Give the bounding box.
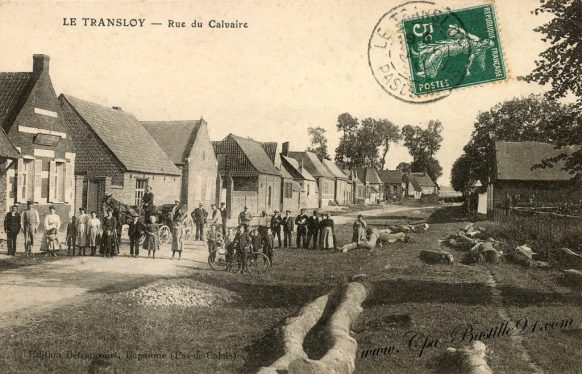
[207,224,218,262]
[66,216,77,256]
[264,227,275,265]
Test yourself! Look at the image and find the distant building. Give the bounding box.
[142,119,218,211]
[481,141,581,214]
[213,134,282,219]
[288,150,335,208]
[280,150,318,211]
[322,159,351,205]
[59,94,181,216]
[377,170,404,200]
[354,167,384,203]
[403,172,438,198]
[0,54,76,228]
[260,141,302,213]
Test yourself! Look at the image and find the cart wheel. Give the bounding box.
[246,251,271,275]
[159,225,172,244]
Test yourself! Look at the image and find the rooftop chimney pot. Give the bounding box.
[33,54,50,77]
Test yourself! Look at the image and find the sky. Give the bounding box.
[0,0,552,185]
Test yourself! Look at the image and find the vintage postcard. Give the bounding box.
[0,0,580,373]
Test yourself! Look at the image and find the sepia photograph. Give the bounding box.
[0,0,580,373]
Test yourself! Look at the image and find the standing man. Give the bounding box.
[142,185,154,224]
[305,210,320,250]
[4,205,20,256]
[128,214,144,258]
[270,210,282,248]
[238,206,252,228]
[258,210,269,238]
[219,202,228,236]
[282,210,294,248]
[191,203,207,241]
[21,201,39,256]
[295,209,308,249]
[210,204,222,228]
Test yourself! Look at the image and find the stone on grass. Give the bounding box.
[420,249,454,264]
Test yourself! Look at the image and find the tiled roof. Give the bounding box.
[355,167,383,184]
[322,159,348,180]
[0,72,33,130]
[141,120,202,165]
[403,174,422,192]
[411,172,437,187]
[495,141,580,181]
[61,95,180,176]
[281,155,316,181]
[377,170,403,184]
[213,134,281,177]
[260,142,277,162]
[288,151,334,179]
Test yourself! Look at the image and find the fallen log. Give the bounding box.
[516,245,536,259]
[420,249,454,264]
[287,280,370,374]
[377,231,408,244]
[563,269,582,287]
[444,341,492,374]
[556,248,582,269]
[257,294,329,374]
[340,232,379,253]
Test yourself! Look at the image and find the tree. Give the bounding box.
[335,113,359,166]
[307,126,330,160]
[355,118,383,168]
[523,0,582,172]
[376,119,401,169]
[401,120,443,181]
[450,95,576,191]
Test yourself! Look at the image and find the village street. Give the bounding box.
[0,203,438,330]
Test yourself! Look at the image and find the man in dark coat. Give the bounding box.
[127,214,144,258]
[142,186,154,223]
[282,210,294,248]
[4,205,21,255]
[220,202,228,236]
[305,210,320,250]
[295,209,308,249]
[191,203,208,241]
[270,210,282,248]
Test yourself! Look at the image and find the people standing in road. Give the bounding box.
[142,186,155,224]
[282,210,294,248]
[220,202,228,236]
[21,200,39,256]
[101,208,117,257]
[319,213,336,250]
[264,227,275,265]
[305,210,320,250]
[352,215,367,243]
[295,209,308,249]
[270,210,282,248]
[76,207,89,256]
[88,211,101,256]
[143,215,159,259]
[210,204,222,227]
[238,206,252,228]
[128,214,144,258]
[192,203,207,241]
[42,206,61,256]
[4,205,20,256]
[66,216,77,256]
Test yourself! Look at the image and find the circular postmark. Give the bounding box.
[368,1,466,104]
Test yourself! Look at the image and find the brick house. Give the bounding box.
[481,141,581,215]
[0,54,76,229]
[377,169,404,200]
[280,144,318,211]
[141,119,218,211]
[322,159,351,205]
[288,150,335,207]
[213,134,282,220]
[354,167,384,203]
[59,95,181,216]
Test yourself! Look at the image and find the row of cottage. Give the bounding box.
[0,55,438,228]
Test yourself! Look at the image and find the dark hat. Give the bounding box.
[26,200,34,205]
[48,205,55,210]
[11,204,18,209]
[220,202,225,205]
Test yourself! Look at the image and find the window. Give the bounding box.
[284,182,293,198]
[307,184,310,196]
[135,179,147,206]
[322,179,332,195]
[268,186,272,207]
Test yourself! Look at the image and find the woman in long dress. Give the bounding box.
[101,209,117,257]
[319,213,335,250]
[352,215,366,243]
[171,209,185,260]
[76,207,89,256]
[143,215,160,259]
[87,211,101,256]
[41,206,61,256]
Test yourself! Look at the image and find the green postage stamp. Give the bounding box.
[401,3,506,96]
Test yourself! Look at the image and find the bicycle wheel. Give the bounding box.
[246,251,271,275]
[208,249,241,273]
[158,225,172,244]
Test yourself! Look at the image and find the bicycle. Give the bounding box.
[208,245,271,275]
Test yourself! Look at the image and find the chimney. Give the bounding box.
[282,142,290,156]
[33,54,50,77]
[112,106,122,111]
